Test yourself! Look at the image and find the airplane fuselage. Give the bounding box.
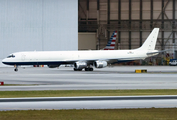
[2,49,156,66]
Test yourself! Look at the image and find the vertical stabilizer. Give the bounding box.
[104,31,117,50]
[138,28,159,51]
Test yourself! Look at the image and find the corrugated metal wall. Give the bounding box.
[0,0,78,61]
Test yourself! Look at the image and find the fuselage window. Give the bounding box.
[7,54,15,58]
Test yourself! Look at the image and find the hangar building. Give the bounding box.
[1,0,177,66]
[0,0,78,66]
[78,0,177,64]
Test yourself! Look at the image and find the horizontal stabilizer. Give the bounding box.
[146,49,171,55]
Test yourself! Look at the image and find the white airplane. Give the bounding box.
[2,28,159,72]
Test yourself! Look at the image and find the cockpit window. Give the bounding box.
[7,54,15,58]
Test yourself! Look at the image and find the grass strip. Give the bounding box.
[0,89,177,98]
[0,108,177,120]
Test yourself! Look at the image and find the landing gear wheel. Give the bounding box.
[74,68,82,71]
[85,68,93,71]
[14,65,18,72]
[89,68,93,71]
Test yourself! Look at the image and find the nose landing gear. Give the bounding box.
[14,65,18,72]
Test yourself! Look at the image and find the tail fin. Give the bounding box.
[104,31,117,50]
[138,28,159,51]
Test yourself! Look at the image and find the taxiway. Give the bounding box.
[0,66,177,91]
[0,95,177,110]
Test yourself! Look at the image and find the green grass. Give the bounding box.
[0,89,177,98]
[0,108,177,120]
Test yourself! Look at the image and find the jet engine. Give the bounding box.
[94,61,107,68]
[47,64,60,68]
[74,62,87,70]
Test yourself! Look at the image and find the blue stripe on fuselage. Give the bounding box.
[2,61,75,66]
[3,60,135,66]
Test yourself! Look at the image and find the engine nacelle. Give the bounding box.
[74,62,87,70]
[94,61,107,68]
[47,64,60,68]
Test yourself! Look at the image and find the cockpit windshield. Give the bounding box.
[7,54,15,58]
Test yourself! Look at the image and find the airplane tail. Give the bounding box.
[104,31,117,50]
[138,28,159,51]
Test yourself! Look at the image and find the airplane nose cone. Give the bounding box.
[2,58,7,64]
[2,59,5,62]
[2,58,13,65]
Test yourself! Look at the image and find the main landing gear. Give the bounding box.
[73,68,82,71]
[73,67,93,71]
[14,65,18,72]
[85,67,93,71]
